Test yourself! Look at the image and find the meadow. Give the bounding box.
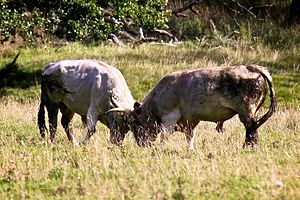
[0,42,299,199]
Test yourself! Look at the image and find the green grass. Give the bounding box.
[0,41,299,199]
[0,102,299,199]
[1,42,299,104]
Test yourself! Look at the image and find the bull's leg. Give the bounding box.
[243,120,259,149]
[80,106,98,145]
[160,125,173,147]
[182,121,198,150]
[239,115,259,149]
[160,109,181,147]
[47,104,59,143]
[60,104,79,146]
[185,128,195,150]
[81,116,87,127]
[216,121,225,133]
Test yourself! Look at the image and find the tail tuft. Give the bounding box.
[38,78,48,138]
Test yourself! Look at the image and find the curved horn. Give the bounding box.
[110,94,119,108]
[247,65,276,129]
[106,107,131,114]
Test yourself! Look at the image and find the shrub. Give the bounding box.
[0,0,169,45]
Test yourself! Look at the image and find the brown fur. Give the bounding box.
[126,65,276,149]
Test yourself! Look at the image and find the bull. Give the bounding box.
[109,65,276,149]
[37,60,135,146]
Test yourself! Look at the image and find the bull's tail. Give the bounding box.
[9,52,20,67]
[0,52,20,80]
[247,65,276,129]
[38,78,47,138]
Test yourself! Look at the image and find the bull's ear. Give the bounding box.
[134,102,141,110]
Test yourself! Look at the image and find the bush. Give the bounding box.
[0,0,169,45]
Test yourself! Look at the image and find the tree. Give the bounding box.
[288,0,300,24]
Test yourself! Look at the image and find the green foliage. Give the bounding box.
[171,16,203,40]
[0,0,169,44]
[109,0,170,30]
[0,0,112,43]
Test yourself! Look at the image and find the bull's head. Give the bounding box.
[106,110,131,145]
[107,102,160,147]
[130,102,161,147]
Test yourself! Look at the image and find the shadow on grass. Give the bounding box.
[0,55,42,98]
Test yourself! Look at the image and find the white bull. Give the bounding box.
[38,60,135,146]
[109,65,276,149]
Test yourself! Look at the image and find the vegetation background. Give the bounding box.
[0,0,299,199]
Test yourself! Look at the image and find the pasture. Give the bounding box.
[0,43,299,199]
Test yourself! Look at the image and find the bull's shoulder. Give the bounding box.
[42,63,55,75]
[43,63,54,71]
[43,60,102,75]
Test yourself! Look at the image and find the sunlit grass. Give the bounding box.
[0,100,299,199]
[0,42,299,104]
[0,41,299,198]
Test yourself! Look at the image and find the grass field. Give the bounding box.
[0,43,299,199]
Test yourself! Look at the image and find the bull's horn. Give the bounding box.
[106,107,131,114]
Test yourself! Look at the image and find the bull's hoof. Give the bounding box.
[40,132,46,138]
[80,140,88,146]
[243,142,259,150]
[72,141,80,147]
[216,127,225,133]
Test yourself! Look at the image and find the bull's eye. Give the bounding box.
[113,95,119,101]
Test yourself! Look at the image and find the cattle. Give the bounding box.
[108,65,276,149]
[37,60,135,146]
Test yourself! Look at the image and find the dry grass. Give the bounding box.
[0,99,299,199]
[0,42,299,199]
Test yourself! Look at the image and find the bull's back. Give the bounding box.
[149,66,266,121]
[42,60,135,115]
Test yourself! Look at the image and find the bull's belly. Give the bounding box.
[62,95,90,116]
[190,106,237,122]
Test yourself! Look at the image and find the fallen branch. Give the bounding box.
[104,16,123,26]
[109,34,126,47]
[117,31,136,41]
[153,28,173,38]
[147,42,177,47]
[139,28,145,40]
[123,20,140,36]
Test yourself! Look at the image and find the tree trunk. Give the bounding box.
[288,0,300,24]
